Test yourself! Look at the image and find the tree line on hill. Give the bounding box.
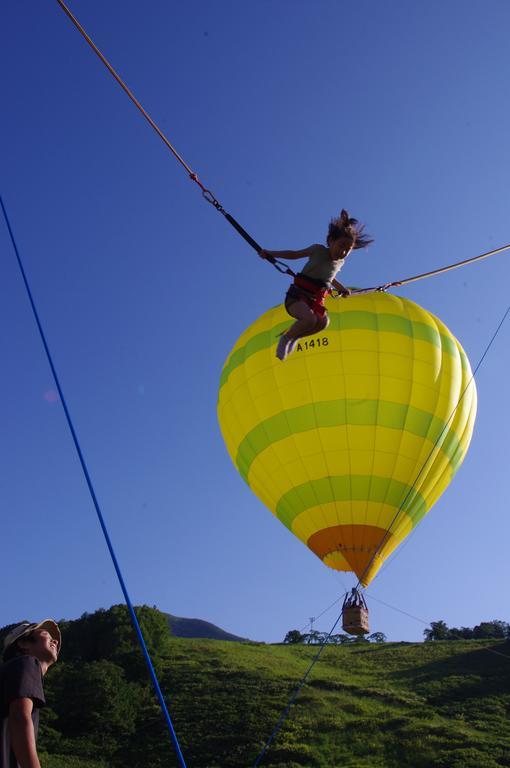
[283,619,510,645]
[423,619,510,641]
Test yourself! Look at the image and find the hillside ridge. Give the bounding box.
[163,611,248,642]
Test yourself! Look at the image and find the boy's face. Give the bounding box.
[21,629,59,666]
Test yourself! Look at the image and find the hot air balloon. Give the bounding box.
[217,292,476,591]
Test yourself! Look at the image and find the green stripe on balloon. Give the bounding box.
[219,311,469,391]
[236,399,462,483]
[275,475,427,530]
[335,310,454,357]
[219,320,289,389]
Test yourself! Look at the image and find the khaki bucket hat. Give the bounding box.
[3,620,61,656]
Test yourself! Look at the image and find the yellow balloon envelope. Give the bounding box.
[217,292,477,585]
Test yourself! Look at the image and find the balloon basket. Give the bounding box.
[342,589,370,636]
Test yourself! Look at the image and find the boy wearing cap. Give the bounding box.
[1,620,60,768]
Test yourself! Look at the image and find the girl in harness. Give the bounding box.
[260,210,373,360]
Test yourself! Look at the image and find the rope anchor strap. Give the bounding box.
[351,244,510,295]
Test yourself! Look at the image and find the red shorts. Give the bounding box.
[285,276,329,318]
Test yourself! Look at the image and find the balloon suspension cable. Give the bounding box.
[366,593,510,663]
[252,608,343,767]
[54,0,296,277]
[0,195,188,768]
[300,595,343,633]
[355,296,510,593]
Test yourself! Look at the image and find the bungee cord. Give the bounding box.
[348,242,510,296]
[54,0,509,293]
[54,0,294,278]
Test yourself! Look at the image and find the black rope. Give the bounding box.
[56,2,510,292]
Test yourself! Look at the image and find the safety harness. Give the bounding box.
[287,273,330,317]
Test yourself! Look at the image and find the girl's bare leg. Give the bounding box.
[313,314,330,333]
[276,301,328,360]
[286,301,322,339]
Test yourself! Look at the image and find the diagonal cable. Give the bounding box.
[355,299,510,591]
[253,607,343,767]
[366,592,510,663]
[300,595,343,633]
[0,194,188,768]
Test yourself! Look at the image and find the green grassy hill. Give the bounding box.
[2,607,509,768]
[127,637,510,767]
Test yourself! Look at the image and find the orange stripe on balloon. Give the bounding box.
[308,524,392,583]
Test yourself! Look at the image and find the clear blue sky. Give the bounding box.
[1,0,509,644]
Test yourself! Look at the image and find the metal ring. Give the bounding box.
[201,188,224,212]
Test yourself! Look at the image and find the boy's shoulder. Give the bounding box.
[1,654,41,680]
[1,655,45,710]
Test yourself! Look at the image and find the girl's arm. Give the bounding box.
[331,278,351,297]
[260,245,318,261]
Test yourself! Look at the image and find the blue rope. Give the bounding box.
[0,194,188,768]
[253,608,343,767]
